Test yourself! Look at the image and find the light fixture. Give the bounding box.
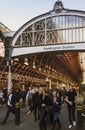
[33,62,36,68]
[14,58,19,62]
[44,70,46,73]
[24,62,29,66]
[24,58,29,66]
[39,67,41,71]
[45,77,49,82]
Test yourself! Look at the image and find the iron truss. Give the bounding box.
[0,51,82,86]
[13,14,85,47]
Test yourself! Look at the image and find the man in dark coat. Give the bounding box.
[1,89,16,124]
[65,84,77,128]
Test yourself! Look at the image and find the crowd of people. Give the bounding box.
[0,84,84,129]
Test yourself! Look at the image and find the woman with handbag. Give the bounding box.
[27,87,51,130]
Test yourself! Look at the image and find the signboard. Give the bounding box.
[12,43,85,57]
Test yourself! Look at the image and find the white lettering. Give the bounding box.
[43,46,61,51]
[62,46,74,49]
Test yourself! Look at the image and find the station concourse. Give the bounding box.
[0,1,85,130]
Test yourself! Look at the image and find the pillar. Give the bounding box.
[7,60,12,90]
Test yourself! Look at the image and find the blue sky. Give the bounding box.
[0,0,85,31]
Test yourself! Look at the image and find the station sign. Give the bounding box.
[12,43,85,57]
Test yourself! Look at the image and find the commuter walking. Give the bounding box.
[65,84,77,128]
[81,92,85,117]
[0,88,4,105]
[26,86,33,109]
[61,87,67,104]
[32,89,39,121]
[21,88,27,108]
[27,87,51,130]
[1,89,16,125]
[2,87,7,104]
[51,90,61,130]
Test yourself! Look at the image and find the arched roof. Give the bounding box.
[11,8,85,47]
[2,1,85,87]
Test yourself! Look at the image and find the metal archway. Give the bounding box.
[3,1,85,89]
[10,9,85,57]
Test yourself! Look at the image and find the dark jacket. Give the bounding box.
[7,94,16,107]
[30,94,51,111]
[51,97,61,112]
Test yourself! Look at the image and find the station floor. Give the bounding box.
[0,104,85,130]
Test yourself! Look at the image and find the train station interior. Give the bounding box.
[0,1,85,130]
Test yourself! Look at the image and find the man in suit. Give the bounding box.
[1,89,16,124]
